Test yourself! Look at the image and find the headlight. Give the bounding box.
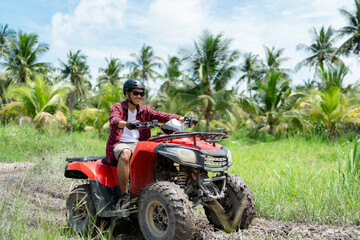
[227,150,233,167]
[167,148,197,163]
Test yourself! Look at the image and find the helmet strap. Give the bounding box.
[126,92,139,106]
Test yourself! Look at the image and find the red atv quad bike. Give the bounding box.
[64,117,255,240]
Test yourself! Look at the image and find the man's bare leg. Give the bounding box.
[117,149,131,194]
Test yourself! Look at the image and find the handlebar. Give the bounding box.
[131,116,197,131]
[134,120,159,130]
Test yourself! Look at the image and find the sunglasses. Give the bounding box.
[131,91,145,97]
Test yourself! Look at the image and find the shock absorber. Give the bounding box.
[177,171,186,189]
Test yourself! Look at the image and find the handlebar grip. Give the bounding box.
[184,116,198,127]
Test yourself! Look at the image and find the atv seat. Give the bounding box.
[102,157,117,167]
[66,155,106,163]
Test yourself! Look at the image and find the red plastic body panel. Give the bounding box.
[129,141,160,195]
[66,160,118,188]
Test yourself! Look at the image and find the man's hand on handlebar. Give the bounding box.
[126,120,141,130]
[184,116,198,127]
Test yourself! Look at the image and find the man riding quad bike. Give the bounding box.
[64,118,256,239]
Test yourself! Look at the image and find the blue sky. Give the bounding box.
[1,0,358,89]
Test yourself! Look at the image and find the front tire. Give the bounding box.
[138,182,194,240]
[204,173,256,231]
[66,184,97,235]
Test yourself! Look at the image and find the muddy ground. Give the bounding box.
[1,162,360,239]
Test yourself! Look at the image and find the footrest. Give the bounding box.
[98,209,131,218]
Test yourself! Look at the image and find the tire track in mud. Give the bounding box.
[0,162,69,230]
[246,217,360,239]
[193,212,360,239]
[2,162,360,239]
[0,162,35,195]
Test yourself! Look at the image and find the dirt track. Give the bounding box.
[1,162,360,239]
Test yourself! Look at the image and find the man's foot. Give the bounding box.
[117,193,130,210]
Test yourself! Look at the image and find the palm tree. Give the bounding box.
[59,50,91,135]
[1,31,51,83]
[97,57,124,88]
[1,75,72,128]
[150,91,186,116]
[253,71,309,135]
[0,24,15,106]
[79,82,123,136]
[210,88,246,131]
[296,78,318,91]
[151,56,184,115]
[300,86,349,139]
[296,26,342,74]
[123,61,141,79]
[0,71,11,106]
[159,79,243,132]
[0,24,15,57]
[160,56,182,93]
[338,0,360,55]
[130,44,161,88]
[318,63,349,90]
[238,52,261,97]
[261,46,289,74]
[98,82,124,112]
[181,31,240,131]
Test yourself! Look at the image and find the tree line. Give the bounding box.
[1,0,360,140]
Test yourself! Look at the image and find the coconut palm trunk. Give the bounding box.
[59,50,90,135]
[268,116,276,135]
[142,70,147,104]
[1,85,8,104]
[205,104,212,132]
[69,90,76,135]
[204,84,213,132]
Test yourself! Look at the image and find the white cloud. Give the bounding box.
[50,0,127,50]
[139,0,213,55]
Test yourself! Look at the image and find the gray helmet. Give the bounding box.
[123,79,145,95]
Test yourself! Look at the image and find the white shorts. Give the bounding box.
[113,142,138,161]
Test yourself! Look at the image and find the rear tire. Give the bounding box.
[66,184,98,236]
[204,173,256,231]
[138,182,194,240]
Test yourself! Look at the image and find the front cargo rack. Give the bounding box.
[149,132,227,147]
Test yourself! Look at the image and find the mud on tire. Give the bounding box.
[138,181,194,240]
[204,173,256,231]
[66,184,98,236]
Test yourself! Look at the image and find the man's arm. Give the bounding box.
[145,106,184,123]
[109,104,126,128]
[117,121,127,128]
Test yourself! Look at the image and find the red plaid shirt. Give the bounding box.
[106,100,181,163]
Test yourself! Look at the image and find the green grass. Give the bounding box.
[0,124,106,163]
[223,135,360,225]
[0,190,115,240]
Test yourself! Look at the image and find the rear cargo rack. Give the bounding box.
[149,132,227,147]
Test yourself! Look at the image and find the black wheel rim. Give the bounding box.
[145,200,169,238]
